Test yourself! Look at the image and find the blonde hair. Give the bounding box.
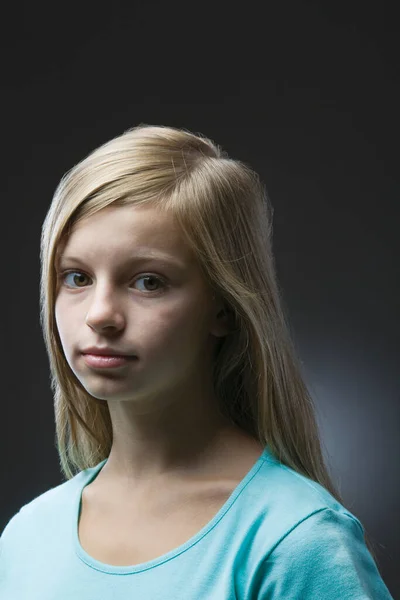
[40,123,378,563]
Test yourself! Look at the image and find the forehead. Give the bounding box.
[57,205,193,264]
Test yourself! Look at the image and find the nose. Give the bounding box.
[84,289,126,331]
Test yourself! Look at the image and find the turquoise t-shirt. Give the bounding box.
[0,446,393,599]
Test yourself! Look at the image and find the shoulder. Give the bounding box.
[1,463,101,546]
[252,507,393,598]
[241,450,393,598]
[249,447,363,540]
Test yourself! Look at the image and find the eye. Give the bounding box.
[58,270,166,295]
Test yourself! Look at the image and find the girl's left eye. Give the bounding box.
[57,271,166,294]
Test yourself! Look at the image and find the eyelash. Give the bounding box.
[57,270,167,295]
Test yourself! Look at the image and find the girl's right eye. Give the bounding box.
[58,271,88,288]
[57,270,167,295]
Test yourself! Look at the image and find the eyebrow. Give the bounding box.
[57,253,186,270]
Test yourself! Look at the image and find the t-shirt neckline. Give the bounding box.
[73,445,272,575]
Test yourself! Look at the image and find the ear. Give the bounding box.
[210,302,234,338]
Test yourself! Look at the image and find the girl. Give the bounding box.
[0,124,393,598]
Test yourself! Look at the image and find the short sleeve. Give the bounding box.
[255,508,393,599]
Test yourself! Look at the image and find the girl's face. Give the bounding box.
[54,204,226,412]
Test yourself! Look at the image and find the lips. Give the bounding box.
[83,352,133,357]
[81,347,135,357]
[82,353,136,369]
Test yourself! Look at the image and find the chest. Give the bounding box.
[78,482,235,566]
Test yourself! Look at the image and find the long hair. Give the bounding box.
[39,123,379,564]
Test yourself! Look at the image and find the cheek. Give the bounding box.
[145,303,210,355]
[54,299,75,354]
[54,299,65,336]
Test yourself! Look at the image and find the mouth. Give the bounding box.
[82,352,137,358]
[82,353,138,369]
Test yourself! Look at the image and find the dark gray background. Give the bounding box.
[1,0,398,596]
